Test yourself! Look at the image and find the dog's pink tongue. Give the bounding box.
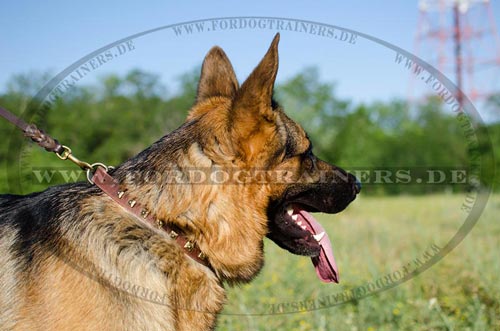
[297,210,339,283]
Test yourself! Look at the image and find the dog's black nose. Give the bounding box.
[354,177,361,194]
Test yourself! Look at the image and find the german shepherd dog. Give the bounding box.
[0,34,359,330]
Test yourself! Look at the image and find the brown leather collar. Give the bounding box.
[92,167,210,268]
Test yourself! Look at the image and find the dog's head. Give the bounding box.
[119,34,359,282]
[179,33,360,282]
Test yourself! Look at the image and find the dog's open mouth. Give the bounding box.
[267,203,340,283]
[287,204,339,283]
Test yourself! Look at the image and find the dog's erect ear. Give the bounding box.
[230,33,281,163]
[196,46,239,103]
[233,33,280,121]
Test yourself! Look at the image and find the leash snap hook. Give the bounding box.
[55,146,113,184]
[56,145,93,171]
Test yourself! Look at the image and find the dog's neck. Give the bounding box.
[110,135,269,283]
[92,166,211,269]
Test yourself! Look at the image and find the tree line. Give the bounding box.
[0,67,498,194]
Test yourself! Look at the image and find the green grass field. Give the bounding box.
[217,194,500,331]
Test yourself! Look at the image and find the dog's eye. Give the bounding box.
[283,139,296,160]
[300,146,316,171]
[302,143,313,158]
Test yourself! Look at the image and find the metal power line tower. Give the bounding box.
[412,0,500,114]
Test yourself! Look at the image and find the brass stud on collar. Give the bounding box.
[198,252,206,260]
[184,241,194,251]
[141,209,149,218]
[169,230,178,239]
[128,200,137,208]
[117,191,125,199]
[157,219,164,228]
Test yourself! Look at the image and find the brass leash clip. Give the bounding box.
[56,145,112,184]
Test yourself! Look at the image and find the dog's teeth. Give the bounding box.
[301,225,307,230]
[291,214,298,221]
[296,221,302,226]
[287,208,293,216]
[313,232,325,242]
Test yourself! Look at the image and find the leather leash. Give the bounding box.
[0,106,209,268]
[1,106,64,154]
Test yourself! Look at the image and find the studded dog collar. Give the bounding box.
[92,167,210,268]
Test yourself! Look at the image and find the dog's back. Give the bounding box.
[0,192,40,330]
[0,188,72,330]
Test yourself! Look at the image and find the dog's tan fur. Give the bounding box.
[0,34,358,330]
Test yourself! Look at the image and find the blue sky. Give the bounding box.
[1,0,499,110]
